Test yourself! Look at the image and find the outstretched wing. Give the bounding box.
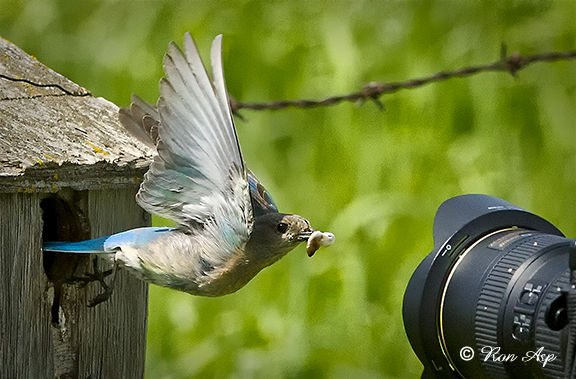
[121,97,279,219]
[134,33,253,249]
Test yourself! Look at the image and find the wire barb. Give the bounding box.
[231,46,576,112]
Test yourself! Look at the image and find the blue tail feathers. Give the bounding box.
[43,227,175,253]
[43,236,109,253]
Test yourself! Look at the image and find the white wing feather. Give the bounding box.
[136,33,253,248]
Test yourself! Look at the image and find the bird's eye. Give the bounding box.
[277,222,288,234]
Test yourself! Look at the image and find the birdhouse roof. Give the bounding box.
[0,37,153,193]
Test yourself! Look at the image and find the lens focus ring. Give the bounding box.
[475,233,561,376]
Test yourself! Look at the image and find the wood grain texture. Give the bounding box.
[0,36,87,100]
[0,193,53,377]
[79,188,150,379]
[0,36,152,379]
[0,36,153,191]
[0,179,151,379]
[40,188,151,379]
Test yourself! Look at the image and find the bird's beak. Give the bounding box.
[298,229,314,242]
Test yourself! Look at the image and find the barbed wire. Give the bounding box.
[229,45,576,114]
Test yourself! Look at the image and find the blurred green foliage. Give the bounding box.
[3,1,576,378]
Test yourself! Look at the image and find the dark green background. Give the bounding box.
[2,1,576,378]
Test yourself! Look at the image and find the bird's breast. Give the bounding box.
[117,230,265,297]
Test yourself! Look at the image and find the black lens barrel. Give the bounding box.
[442,229,569,378]
[403,194,569,379]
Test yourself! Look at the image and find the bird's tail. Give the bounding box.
[43,236,110,254]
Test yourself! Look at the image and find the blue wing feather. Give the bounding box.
[247,170,278,217]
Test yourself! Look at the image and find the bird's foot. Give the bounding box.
[69,256,118,307]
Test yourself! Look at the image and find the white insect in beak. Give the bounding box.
[306,231,336,257]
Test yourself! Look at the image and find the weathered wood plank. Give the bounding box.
[0,36,153,188]
[78,188,150,379]
[0,36,87,100]
[0,193,53,377]
[41,187,150,379]
[0,36,152,379]
[0,95,151,180]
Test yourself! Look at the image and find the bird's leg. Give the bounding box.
[69,256,118,307]
[88,256,119,307]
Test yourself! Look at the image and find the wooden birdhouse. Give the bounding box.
[0,37,153,378]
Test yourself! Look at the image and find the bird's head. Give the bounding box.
[246,212,314,265]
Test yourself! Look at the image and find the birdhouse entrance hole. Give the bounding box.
[40,195,90,243]
[41,194,91,323]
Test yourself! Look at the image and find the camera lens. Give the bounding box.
[403,194,571,379]
[441,228,569,378]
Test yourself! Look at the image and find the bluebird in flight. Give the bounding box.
[43,33,334,297]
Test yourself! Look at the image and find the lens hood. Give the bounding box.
[403,194,564,378]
